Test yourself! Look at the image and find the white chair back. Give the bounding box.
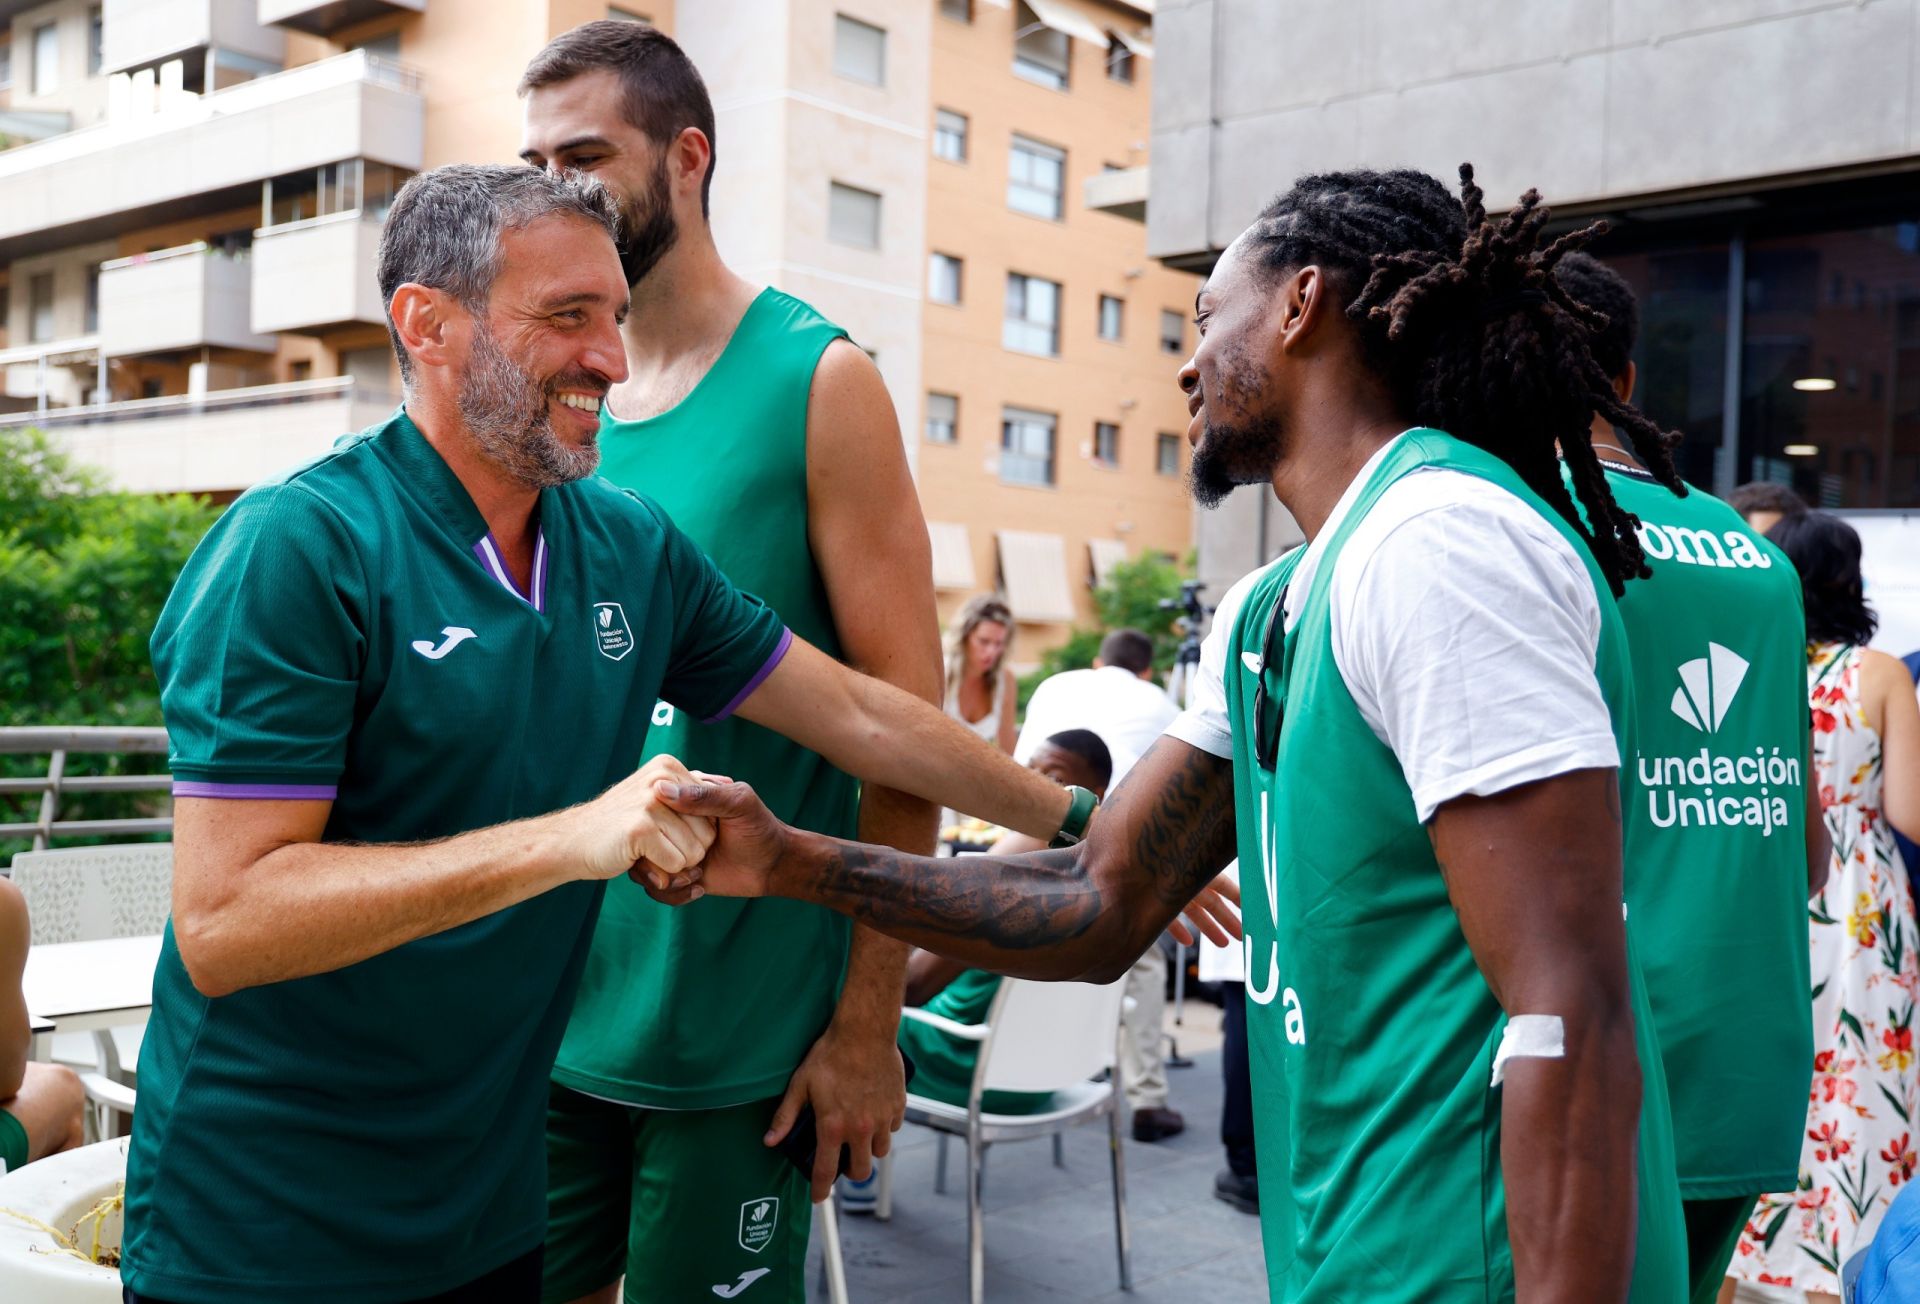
[979,975,1126,1095]
[8,843,173,944]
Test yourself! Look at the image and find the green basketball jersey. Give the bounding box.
[1597,464,1814,1196]
[133,410,786,1301]
[553,288,863,1107]
[1226,430,1686,1300]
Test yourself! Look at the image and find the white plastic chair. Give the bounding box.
[7,843,172,1137]
[875,975,1131,1304]
[814,1196,849,1304]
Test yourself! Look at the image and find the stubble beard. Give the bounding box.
[457,322,602,489]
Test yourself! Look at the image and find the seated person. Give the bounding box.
[898,730,1114,1116]
[0,876,85,1174]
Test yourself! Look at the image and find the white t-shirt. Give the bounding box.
[1015,665,1179,786]
[1165,434,1619,823]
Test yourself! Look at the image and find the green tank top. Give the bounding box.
[1587,464,1813,1196]
[552,288,861,1107]
[1226,430,1686,1300]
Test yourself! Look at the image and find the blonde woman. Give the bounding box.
[944,595,1017,754]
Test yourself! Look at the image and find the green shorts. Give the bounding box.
[0,1106,25,1173]
[1684,1195,1754,1304]
[543,1083,810,1304]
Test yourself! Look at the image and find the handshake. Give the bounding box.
[568,755,785,904]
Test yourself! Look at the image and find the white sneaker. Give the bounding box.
[836,1171,878,1216]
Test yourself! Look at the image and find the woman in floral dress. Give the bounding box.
[1728,513,1920,1299]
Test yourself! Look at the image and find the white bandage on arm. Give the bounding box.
[1490,1014,1566,1087]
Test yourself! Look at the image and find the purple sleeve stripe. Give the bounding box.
[173,781,338,800]
[704,627,795,723]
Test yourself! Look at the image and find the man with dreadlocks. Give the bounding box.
[1553,252,1822,1303]
[650,164,1691,1299]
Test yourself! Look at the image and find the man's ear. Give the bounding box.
[1276,265,1334,355]
[671,126,713,205]
[389,284,464,375]
[1614,359,1636,405]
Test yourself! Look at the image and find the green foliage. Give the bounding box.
[0,431,218,852]
[0,431,218,727]
[1016,552,1194,711]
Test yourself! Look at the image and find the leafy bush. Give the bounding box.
[1016,552,1194,711]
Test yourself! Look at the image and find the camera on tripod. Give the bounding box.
[1158,579,1211,633]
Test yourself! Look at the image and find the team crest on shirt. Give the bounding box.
[593,602,635,661]
[738,1197,779,1253]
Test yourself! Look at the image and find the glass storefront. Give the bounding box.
[1588,176,1920,509]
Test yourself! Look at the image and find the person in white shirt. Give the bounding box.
[1016,629,1187,1139]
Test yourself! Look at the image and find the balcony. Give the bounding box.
[98,243,275,358]
[1084,166,1147,223]
[251,211,386,335]
[101,0,285,79]
[259,0,424,36]
[0,377,399,494]
[0,50,424,262]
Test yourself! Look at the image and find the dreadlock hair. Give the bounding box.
[1553,252,1638,383]
[1243,164,1685,594]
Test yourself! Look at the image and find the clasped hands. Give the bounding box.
[574,754,1246,948]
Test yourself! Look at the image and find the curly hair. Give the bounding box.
[1243,164,1685,594]
[1767,511,1878,647]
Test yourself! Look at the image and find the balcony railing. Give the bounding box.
[0,728,172,851]
[251,210,387,334]
[0,50,424,254]
[101,0,286,78]
[99,242,275,358]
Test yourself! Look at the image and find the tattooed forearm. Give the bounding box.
[776,736,1239,983]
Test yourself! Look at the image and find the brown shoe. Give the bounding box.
[1130,1106,1186,1142]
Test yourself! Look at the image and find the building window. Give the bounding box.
[1001,407,1057,486]
[928,252,963,305]
[290,359,313,382]
[1106,35,1133,83]
[1013,3,1070,89]
[926,392,958,443]
[0,35,12,91]
[1008,135,1066,220]
[1156,432,1181,476]
[934,109,968,163]
[28,272,55,343]
[607,6,651,21]
[88,6,103,75]
[1098,294,1123,341]
[827,182,882,249]
[1004,273,1061,356]
[940,0,971,21]
[833,14,886,85]
[1160,309,1185,354]
[1094,421,1120,466]
[84,264,99,335]
[264,160,411,228]
[31,22,57,96]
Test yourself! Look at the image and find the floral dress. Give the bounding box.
[1730,642,1919,1291]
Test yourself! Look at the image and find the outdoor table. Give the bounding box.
[22,935,162,1061]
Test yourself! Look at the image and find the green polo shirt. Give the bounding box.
[125,409,788,1304]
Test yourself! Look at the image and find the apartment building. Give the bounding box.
[0,0,1194,655]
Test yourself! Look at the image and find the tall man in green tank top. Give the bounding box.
[658,167,1704,1299]
[518,23,939,1303]
[1554,254,1826,1303]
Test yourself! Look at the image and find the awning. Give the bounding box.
[1088,538,1129,589]
[1111,27,1154,58]
[997,529,1077,623]
[1019,0,1111,48]
[927,521,978,591]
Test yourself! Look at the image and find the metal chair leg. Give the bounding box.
[1108,1103,1133,1291]
[1053,1133,1065,1168]
[934,1131,950,1194]
[816,1198,850,1304]
[875,1148,895,1222]
[967,1124,986,1304]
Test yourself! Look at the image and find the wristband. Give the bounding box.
[1050,784,1099,849]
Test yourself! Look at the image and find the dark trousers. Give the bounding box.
[1220,981,1257,1177]
[125,1243,544,1304]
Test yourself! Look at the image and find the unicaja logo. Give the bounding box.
[599,608,613,628]
[1670,643,1750,734]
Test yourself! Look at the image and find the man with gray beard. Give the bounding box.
[123,163,1097,1304]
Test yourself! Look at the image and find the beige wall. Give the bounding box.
[6,0,109,131]
[921,0,1197,657]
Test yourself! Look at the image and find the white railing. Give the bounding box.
[0,375,398,431]
[0,50,422,181]
[0,728,172,850]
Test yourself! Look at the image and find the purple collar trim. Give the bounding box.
[473,528,548,613]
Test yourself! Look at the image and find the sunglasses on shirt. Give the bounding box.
[1254,584,1289,772]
